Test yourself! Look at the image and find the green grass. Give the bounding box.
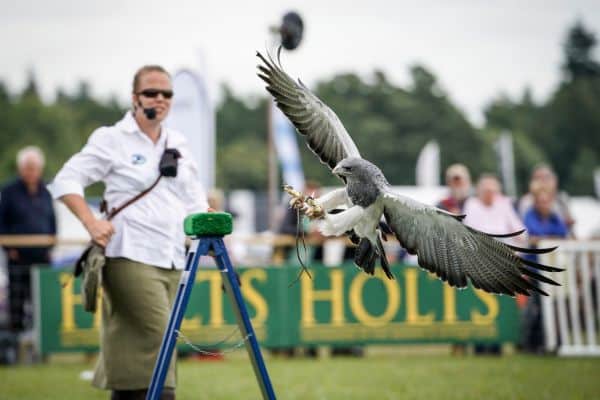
[2,351,600,399]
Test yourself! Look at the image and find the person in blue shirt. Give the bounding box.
[521,182,568,353]
[0,146,56,333]
[523,183,569,258]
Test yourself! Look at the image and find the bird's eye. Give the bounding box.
[343,166,352,171]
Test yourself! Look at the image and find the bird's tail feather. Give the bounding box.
[354,236,394,280]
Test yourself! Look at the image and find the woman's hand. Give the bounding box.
[84,218,115,247]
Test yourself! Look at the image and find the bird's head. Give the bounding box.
[332,157,362,179]
[332,157,386,185]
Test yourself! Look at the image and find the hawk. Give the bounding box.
[257,50,562,296]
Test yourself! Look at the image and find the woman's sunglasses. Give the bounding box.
[137,89,174,99]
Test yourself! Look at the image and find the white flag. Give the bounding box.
[165,70,215,190]
[271,102,305,190]
[494,132,516,197]
[415,140,440,187]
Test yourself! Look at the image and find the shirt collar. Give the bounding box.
[116,111,141,134]
[117,111,168,147]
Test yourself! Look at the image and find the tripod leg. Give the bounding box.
[146,239,207,400]
[213,239,276,400]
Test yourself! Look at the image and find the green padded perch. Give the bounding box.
[184,212,233,236]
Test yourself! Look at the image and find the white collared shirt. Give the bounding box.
[48,112,209,269]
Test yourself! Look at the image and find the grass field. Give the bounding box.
[2,349,600,399]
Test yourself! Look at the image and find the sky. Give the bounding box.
[1,0,599,126]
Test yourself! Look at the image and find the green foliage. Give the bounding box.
[482,90,548,193]
[570,147,598,194]
[2,21,598,196]
[538,78,600,194]
[308,68,492,186]
[216,85,268,145]
[217,67,492,189]
[0,75,123,196]
[511,131,547,193]
[484,20,600,195]
[563,20,600,80]
[217,138,268,190]
[215,84,268,189]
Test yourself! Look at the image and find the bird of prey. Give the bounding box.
[257,49,562,296]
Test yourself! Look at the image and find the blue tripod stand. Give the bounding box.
[147,213,276,400]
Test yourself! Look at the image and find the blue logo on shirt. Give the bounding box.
[131,154,146,165]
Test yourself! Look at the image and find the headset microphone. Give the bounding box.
[138,100,157,120]
[143,107,157,120]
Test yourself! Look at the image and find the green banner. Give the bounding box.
[34,263,519,354]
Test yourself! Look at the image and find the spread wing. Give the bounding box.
[257,49,360,170]
[382,191,562,296]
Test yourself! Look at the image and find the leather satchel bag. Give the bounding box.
[75,243,105,312]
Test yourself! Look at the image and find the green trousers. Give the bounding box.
[92,258,181,390]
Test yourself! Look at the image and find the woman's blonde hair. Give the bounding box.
[132,65,170,93]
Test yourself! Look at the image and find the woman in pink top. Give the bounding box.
[463,174,527,247]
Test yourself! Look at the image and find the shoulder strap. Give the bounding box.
[106,175,162,220]
[105,132,169,221]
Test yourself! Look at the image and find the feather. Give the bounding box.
[377,235,394,279]
[519,257,565,272]
[436,209,466,221]
[506,244,558,254]
[382,191,562,296]
[518,266,560,286]
[256,50,361,176]
[482,229,526,238]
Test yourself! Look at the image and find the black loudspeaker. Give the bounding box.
[159,148,181,177]
[280,11,303,50]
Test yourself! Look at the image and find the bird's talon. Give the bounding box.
[289,197,304,209]
[284,184,324,219]
[305,204,324,219]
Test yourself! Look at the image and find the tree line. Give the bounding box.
[0,21,598,196]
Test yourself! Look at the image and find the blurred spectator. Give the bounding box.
[437,164,472,355]
[207,188,225,212]
[523,182,569,247]
[518,164,574,235]
[0,146,56,334]
[463,173,525,355]
[464,173,526,247]
[520,181,569,353]
[437,163,472,214]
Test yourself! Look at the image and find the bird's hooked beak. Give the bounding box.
[332,164,348,178]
